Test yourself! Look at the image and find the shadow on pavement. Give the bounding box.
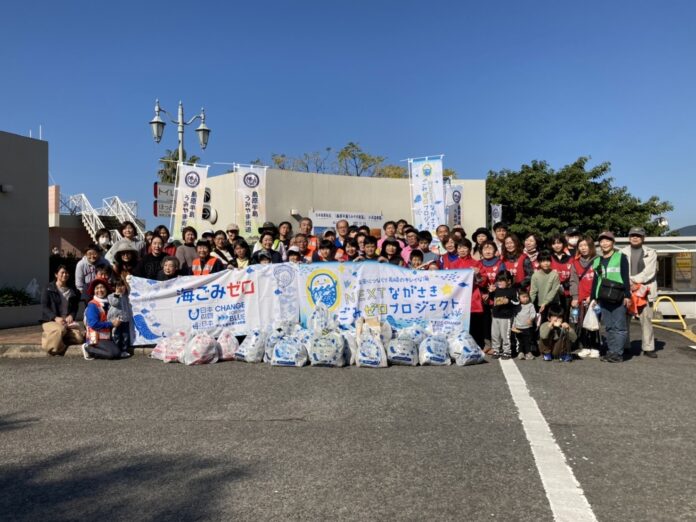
[0,445,250,521]
[0,413,39,433]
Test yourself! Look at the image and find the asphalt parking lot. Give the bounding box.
[1,328,695,521]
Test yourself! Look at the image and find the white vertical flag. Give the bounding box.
[235,165,267,237]
[409,155,445,233]
[172,163,208,237]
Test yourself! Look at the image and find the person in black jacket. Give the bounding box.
[250,232,284,264]
[134,235,166,280]
[41,265,84,355]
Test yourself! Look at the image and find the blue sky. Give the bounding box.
[2,0,695,229]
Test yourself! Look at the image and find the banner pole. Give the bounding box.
[170,161,181,237]
[407,159,415,226]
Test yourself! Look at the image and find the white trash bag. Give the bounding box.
[356,325,388,368]
[419,334,451,366]
[582,302,600,332]
[386,338,418,366]
[308,331,346,367]
[449,332,484,366]
[183,332,220,365]
[397,325,428,346]
[217,329,240,361]
[235,329,267,363]
[271,336,308,367]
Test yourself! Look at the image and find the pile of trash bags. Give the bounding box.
[150,304,484,368]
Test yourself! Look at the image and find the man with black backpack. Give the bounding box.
[591,231,632,363]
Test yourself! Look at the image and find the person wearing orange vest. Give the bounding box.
[189,240,225,276]
[299,217,319,257]
[82,278,128,360]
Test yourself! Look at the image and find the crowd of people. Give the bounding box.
[41,217,658,364]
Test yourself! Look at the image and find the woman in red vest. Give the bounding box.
[549,234,574,320]
[501,234,533,290]
[569,235,601,358]
[82,279,128,360]
[448,238,486,348]
[477,240,505,353]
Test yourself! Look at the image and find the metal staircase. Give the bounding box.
[59,193,146,243]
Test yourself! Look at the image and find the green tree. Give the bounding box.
[486,157,673,238]
[444,168,456,179]
[375,164,408,178]
[157,149,200,184]
[337,142,385,177]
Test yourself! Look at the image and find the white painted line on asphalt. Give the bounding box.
[499,360,597,522]
[689,345,696,350]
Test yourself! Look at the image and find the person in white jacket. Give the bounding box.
[621,227,658,358]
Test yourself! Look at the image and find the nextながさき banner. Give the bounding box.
[297,262,473,334]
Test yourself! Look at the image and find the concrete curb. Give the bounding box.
[0,345,154,359]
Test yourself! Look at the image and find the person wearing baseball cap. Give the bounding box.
[590,230,632,362]
[252,221,288,261]
[564,227,582,257]
[621,226,658,358]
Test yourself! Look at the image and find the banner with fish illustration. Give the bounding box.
[297,262,473,334]
[128,262,473,345]
[409,155,445,234]
[127,264,298,345]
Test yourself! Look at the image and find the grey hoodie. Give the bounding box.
[513,302,537,330]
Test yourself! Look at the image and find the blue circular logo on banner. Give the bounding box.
[185,171,200,188]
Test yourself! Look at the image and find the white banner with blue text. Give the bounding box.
[409,156,445,233]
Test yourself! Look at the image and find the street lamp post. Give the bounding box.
[149,99,210,166]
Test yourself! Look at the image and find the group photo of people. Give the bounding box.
[42,217,658,364]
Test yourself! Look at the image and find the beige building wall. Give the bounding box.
[203,168,486,236]
[0,131,48,290]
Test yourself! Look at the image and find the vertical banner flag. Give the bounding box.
[409,155,445,233]
[444,178,463,227]
[172,163,209,237]
[235,165,267,237]
[490,204,503,224]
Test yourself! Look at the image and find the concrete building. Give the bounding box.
[615,236,696,318]
[0,131,48,327]
[201,168,487,236]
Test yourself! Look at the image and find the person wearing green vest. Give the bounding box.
[590,231,632,363]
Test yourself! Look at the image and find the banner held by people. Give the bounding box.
[409,155,446,234]
[297,262,473,333]
[128,264,298,345]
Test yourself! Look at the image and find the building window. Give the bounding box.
[657,255,672,289]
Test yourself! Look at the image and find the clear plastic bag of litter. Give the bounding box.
[397,325,429,346]
[217,329,240,361]
[235,329,267,363]
[152,330,188,363]
[419,334,451,366]
[386,338,418,366]
[183,331,220,365]
[449,331,484,366]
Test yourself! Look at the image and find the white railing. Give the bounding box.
[100,196,145,238]
[66,194,106,242]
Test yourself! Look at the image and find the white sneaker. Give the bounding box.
[516,352,525,360]
[120,351,132,358]
[577,348,591,359]
[81,344,94,361]
[588,349,600,358]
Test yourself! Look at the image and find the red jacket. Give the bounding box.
[477,257,504,305]
[572,258,595,302]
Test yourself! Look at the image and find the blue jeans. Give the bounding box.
[600,301,627,356]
